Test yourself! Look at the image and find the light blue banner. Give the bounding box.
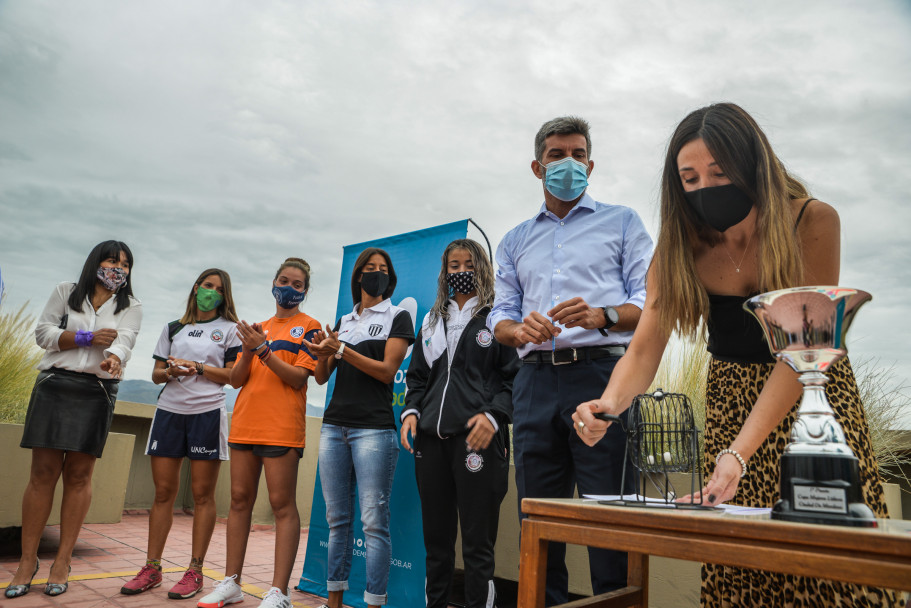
[298,220,469,608]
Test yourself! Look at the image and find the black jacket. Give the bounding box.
[403,305,519,439]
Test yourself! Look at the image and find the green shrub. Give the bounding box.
[0,301,42,423]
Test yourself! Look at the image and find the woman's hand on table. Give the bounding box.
[679,454,743,507]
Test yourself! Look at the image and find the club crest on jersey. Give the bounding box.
[465,452,484,472]
[210,329,224,342]
[476,329,493,347]
[290,326,305,339]
[368,323,383,337]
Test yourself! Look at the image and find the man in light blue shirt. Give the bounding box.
[487,116,653,605]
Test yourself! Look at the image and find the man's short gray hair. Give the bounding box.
[534,116,592,162]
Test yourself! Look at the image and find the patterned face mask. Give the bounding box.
[446,270,476,295]
[96,266,127,290]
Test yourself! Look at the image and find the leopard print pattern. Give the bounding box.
[700,357,907,607]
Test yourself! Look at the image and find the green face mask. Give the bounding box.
[196,287,224,312]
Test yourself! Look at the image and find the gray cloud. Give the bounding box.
[1,0,909,422]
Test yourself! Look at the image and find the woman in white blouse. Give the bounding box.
[5,240,142,599]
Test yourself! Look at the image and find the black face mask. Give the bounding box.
[360,271,390,298]
[446,271,476,295]
[683,183,753,233]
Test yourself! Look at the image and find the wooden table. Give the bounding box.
[518,498,911,608]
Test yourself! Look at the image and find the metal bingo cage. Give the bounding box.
[597,389,712,509]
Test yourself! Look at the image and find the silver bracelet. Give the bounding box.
[716,448,747,478]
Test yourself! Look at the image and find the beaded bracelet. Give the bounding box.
[716,448,748,478]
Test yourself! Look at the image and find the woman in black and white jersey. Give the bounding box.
[400,239,519,608]
[120,268,241,600]
[305,247,414,608]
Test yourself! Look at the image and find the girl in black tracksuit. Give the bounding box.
[400,238,519,608]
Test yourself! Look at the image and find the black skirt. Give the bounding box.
[20,368,119,458]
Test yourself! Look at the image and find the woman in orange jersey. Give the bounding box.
[196,258,320,608]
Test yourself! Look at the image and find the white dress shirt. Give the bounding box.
[35,282,143,378]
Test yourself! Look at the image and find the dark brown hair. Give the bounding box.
[350,247,397,305]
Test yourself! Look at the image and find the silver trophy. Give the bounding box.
[745,286,876,527]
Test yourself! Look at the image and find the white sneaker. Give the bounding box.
[197,575,245,608]
[257,587,291,608]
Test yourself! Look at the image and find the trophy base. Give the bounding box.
[771,452,877,528]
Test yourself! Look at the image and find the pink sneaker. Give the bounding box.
[169,568,204,599]
[121,565,163,595]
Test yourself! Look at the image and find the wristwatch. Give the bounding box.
[334,343,346,360]
[598,306,619,336]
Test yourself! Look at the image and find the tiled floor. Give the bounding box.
[0,512,326,608]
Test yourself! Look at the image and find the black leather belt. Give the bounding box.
[522,345,627,365]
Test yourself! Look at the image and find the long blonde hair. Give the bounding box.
[653,103,807,337]
[179,268,239,325]
[427,239,495,328]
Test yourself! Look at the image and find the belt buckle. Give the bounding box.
[551,348,577,366]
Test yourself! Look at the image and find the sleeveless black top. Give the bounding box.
[705,199,815,365]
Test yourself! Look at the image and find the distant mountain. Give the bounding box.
[118,380,165,406]
[116,379,324,417]
[118,379,239,408]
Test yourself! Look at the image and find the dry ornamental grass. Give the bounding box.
[0,300,42,423]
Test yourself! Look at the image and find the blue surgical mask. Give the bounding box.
[542,157,589,202]
[272,284,306,309]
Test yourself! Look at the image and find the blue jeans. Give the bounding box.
[319,424,399,606]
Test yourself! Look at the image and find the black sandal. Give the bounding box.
[44,564,71,597]
[4,558,39,599]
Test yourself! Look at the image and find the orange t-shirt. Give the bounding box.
[229,312,320,448]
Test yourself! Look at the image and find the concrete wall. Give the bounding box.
[0,422,135,528]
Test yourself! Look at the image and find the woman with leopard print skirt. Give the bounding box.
[572,103,905,607]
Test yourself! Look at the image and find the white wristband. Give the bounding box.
[716,448,747,478]
[334,343,346,360]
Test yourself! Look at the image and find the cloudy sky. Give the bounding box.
[1,1,909,421]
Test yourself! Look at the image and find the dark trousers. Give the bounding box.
[513,357,634,606]
[415,430,509,608]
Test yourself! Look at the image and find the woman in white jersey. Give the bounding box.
[120,268,241,600]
